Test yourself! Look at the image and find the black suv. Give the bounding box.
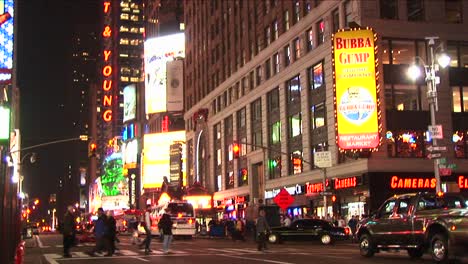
[357,192,467,263]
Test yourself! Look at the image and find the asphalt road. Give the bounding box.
[22,233,466,264]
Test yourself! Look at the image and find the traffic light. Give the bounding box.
[88,142,97,157]
[331,195,337,203]
[232,143,240,159]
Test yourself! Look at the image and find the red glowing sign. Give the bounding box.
[334,177,357,190]
[305,180,330,195]
[390,176,436,189]
[162,115,169,132]
[458,175,468,189]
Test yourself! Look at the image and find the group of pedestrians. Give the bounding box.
[138,205,174,255]
[88,207,119,257]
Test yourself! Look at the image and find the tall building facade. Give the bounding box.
[183,0,468,220]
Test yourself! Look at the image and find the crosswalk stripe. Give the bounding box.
[118,249,139,256]
[72,252,89,258]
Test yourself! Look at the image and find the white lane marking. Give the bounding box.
[118,249,139,256]
[225,254,296,264]
[132,257,150,262]
[43,254,60,264]
[36,235,44,248]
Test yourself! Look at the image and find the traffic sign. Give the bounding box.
[319,191,333,196]
[427,146,447,152]
[447,163,457,169]
[428,125,443,139]
[439,168,452,176]
[314,151,332,168]
[273,188,295,210]
[427,153,442,159]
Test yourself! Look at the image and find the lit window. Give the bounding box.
[271,121,281,144]
[311,103,325,129]
[289,112,302,138]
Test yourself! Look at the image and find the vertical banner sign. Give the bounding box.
[0,0,13,84]
[333,29,380,150]
[102,1,114,122]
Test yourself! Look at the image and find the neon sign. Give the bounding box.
[305,180,329,195]
[390,176,436,189]
[458,175,467,189]
[101,1,113,122]
[334,176,357,190]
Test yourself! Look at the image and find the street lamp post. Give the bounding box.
[408,36,450,194]
[16,152,37,198]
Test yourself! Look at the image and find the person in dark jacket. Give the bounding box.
[89,208,109,256]
[106,211,117,255]
[256,209,270,252]
[158,208,173,254]
[62,205,76,258]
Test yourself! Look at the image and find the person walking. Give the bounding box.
[89,208,109,256]
[106,211,117,256]
[158,208,173,254]
[129,216,140,245]
[348,215,358,243]
[256,209,270,252]
[62,205,76,258]
[139,205,153,255]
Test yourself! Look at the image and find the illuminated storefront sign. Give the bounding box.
[390,175,436,189]
[101,1,114,122]
[144,33,185,114]
[334,176,357,190]
[265,184,303,199]
[123,84,136,122]
[458,175,468,189]
[142,131,186,188]
[0,0,13,84]
[185,195,212,209]
[333,28,380,150]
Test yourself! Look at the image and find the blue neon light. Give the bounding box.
[0,0,14,73]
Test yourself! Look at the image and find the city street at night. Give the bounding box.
[23,234,464,264]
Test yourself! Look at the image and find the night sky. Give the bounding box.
[16,0,98,215]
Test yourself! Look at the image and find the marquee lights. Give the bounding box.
[101,1,114,122]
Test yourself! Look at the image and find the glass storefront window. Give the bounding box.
[391,40,415,65]
[394,84,419,111]
[387,130,428,158]
[289,113,302,138]
[381,39,390,64]
[271,121,281,144]
[460,45,468,68]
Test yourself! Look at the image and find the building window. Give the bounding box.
[256,66,262,86]
[386,130,429,158]
[388,84,428,111]
[289,112,302,138]
[293,0,300,23]
[446,0,463,23]
[268,154,282,179]
[305,1,312,14]
[216,175,221,191]
[344,0,353,26]
[290,150,303,175]
[265,59,271,80]
[287,75,301,103]
[284,10,290,31]
[268,87,280,112]
[226,171,234,189]
[273,53,280,74]
[215,122,221,139]
[252,99,262,122]
[452,86,468,112]
[265,26,271,46]
[453,130,468,158]
[237,107,246,127]
[311,103,326,129]
[309,61,324,90]
[407,0,425,21]
[284,45,291,66]
[332,9,340,33]
[270,121,281,144]
[380,0,398,19]
[238,168,248,187]
[249,71,255,90]
[272,19,279,41]
[317,19,325,45]
[306,28,314,52]
[293,37,301,60]
[251,99,263,150]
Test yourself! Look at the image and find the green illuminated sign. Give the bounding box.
[101,154,126,196]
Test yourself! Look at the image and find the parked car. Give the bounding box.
[357,192,468,263]
[268,218,350,245]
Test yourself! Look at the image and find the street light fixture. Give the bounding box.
[407,36,450,194]
[15,152,37,198]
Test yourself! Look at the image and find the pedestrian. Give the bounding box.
[158,208,173,254]
[256,209,270,252]
[348,215,358,243]
[89,208,110,256]
[283,214,292,227]
[62,205,76,258]
[139,205,153,255]
[106,210,117,255]
[129,216,140,245]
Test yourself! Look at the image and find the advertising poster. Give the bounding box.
[333,29,379,150]
[166,59,184,112]
[123,84,136,122]
[142,131,185,188]
[0,0,13,84]
[144,33,185,114]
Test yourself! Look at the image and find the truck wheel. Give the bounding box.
[431,234,448,263]
[359,234,375,257]
[407,248,424,259]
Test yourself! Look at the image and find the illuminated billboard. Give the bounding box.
[142,131,186,188]
[144,33,185,114]
[333,28,380,150]
[123,84,136,122]
[101,152,127,197]
[0,0,13,84]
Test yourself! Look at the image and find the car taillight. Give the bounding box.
[345,227,350,235]
[188,218,193,224]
